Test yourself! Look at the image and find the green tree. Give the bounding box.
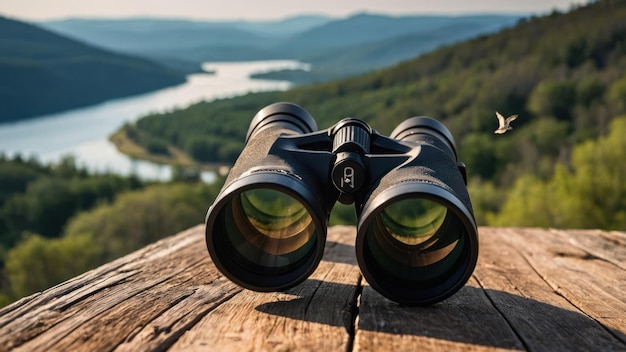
[185,137,219,162]
[489,116,626,229]
[487,174,556,227]
[0,158,43,203]
[565,116,626,228]
[1,175,140,239]
[146,138,170,155]
[460,133,500,180]
[527,80,577,120]
[329,203,357,226]
[4,233,101,298]
[63,183,216,261]
[1,177,75,238]
[607,76,626,112]
[467,179,506,226]
[576,76,605,107]
[3,181,220,303]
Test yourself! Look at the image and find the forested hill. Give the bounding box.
[121,1,626,229]
[0,16,185,122]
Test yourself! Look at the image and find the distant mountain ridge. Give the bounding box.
[40,16,333,58]
[277,13,515,53]
[0,16,186,122]
[40,13,521,81]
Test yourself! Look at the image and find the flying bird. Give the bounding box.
[494,111,518,134]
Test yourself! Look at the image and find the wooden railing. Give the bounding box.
[1,225,624,351]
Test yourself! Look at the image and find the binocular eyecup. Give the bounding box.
[206,103,478,306]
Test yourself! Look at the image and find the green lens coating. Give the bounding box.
[366,196,464,283]
[225,188,316,271]
[240,188,312,242]
[380,198,447,246]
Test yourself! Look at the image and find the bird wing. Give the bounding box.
[496,111,506,127]
[506,114,519,123]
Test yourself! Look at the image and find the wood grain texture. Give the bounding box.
[0,225,624,352]
[169,226,361,352]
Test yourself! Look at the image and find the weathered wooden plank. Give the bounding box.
[599,230,626,247]
[0,225,211,352]
[354,277,526,352]
[1,225,625,351]
[556,228,626,270]
[494,227,626,346]
[353,227,626,352]
[475,227,626,351]
[168,225,362,351]
[352,226,528,351]
[113,277,241,352]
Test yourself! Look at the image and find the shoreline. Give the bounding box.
[108,128,230,176]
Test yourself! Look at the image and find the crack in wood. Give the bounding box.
[345,275,363,352]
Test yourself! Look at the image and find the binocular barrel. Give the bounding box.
[205,103,329,292]
[205,103,478,306]
[355,116,478,305]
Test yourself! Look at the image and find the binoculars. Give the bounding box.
[205,103,478,306]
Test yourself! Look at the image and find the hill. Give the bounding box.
[40,14,520,82]
[276,13,517,55]
[262,16,520,83]
[39,16,333,64]
[41,16,333,52]
[0,16,186,122]
[116,1,626,230]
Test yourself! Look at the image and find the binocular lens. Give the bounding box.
[367,197,463,274]
[207,179,326,292]
[221,188,316,271]
[380,198,448,247]
[236,189,315,258]
[358,189,476,305]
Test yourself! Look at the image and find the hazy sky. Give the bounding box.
[2,0,589,21]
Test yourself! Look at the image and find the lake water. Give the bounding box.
[0,60,308,182]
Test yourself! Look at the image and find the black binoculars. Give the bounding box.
[205,103,478,306]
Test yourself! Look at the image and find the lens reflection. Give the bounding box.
[226,188,316,270]
[239,189,313,251]
[368,196,462,277]
[380,198,447,246]
[359,193,475,305]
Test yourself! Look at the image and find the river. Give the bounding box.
[0,60,308,182]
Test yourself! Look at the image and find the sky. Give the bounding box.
[1,0,590,21]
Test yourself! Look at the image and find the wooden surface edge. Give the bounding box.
[0,225,624,351]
